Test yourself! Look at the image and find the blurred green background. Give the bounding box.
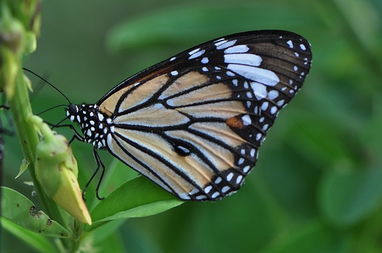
[2,0,382,252]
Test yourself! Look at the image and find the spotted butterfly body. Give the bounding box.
[67,30,312,201]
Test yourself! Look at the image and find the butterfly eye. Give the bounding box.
[68,104,77,114]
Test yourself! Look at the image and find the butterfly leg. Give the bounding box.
[68,134,83,145]
[94,149,105,200]
[81,149,104,200]
[82,149,101,200]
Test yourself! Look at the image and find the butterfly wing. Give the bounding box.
[97,30,312,201]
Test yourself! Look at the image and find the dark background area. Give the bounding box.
[2,0,382,252]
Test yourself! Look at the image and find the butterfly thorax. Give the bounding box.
[66,103,114,149]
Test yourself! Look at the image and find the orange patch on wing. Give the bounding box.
[226,116,244,129]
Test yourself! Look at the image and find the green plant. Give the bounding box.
[0,1,182,252]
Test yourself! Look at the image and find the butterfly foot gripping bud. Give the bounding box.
[31,116,92,225]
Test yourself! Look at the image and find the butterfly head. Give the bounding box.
[66,104,79,119]
[66,104,82,123]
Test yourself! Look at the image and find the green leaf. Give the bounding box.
[319,166,382,226]
[91,177,183,223]
[1,217,57,253]
[84,219,125,241]
[0,186,71,238]
[15,158,29,179]
[99,159,139,199]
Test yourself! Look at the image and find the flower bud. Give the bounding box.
[32,116,91,225]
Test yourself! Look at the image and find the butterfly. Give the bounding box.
[61,30,312,201]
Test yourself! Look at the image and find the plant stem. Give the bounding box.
[9,71,73,250]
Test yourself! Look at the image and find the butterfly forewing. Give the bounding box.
[97,30,312,201]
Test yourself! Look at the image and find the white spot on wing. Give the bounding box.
[215,40,227,47]
[212,192,220,198]
[242,115,251,126]
[224,54,262,66]
[170,71,178,76]
[188,48,200,55]
[287,40,293,48]
[222,186,230,193]
[204,185,212,194]
[277,100,285,107]
[179,193,190,200]
[268,90,279,100]
[224,45,249,54]
[201,57,209,64]
[226,71,235,76]
[216,40,237,50]
[300,44,306,50]
[227,64,280,86]
[250,82,267,100]
[215,177,222,184]
[261,102,269,111]
[189,49,205,59]
[196,195,207,200]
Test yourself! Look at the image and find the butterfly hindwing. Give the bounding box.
[98,30,312,201]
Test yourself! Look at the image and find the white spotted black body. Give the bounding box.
[66,104,114,149]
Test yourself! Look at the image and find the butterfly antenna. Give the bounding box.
[36,104,68,116]
[22,67,72,104]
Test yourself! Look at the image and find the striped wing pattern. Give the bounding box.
[97,30,312,201]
